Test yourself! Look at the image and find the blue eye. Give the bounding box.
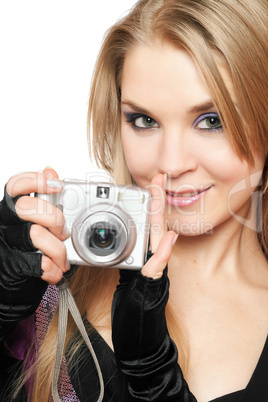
[193,113,223,132]
[123,112,159,130]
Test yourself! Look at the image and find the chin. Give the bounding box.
[166,216,214,237]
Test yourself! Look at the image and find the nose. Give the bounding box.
[158,128,198,178]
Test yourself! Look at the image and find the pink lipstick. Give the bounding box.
[166,185,213,207]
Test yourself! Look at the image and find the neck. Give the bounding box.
[170,217,267,283]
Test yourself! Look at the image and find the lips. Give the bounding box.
[166,185,213,207]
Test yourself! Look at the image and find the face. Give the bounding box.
[120,42,265,235]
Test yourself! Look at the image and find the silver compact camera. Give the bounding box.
[37,179,151,269]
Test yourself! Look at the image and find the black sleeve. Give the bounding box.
[0,232,47,344]
[0,188,48,345]
[112,268,197,401]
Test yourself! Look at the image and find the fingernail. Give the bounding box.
[152,272,164,280]
[44,166,54,170]
[65,259,71,271]
[47,178,64,189]
[172,232,179,246]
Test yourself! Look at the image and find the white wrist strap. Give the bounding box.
[52,278,104,402]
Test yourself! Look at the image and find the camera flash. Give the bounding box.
[96,186,110,199]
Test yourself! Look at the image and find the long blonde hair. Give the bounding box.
[30,0,268,399]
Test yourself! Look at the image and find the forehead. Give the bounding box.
[121,42,214,113]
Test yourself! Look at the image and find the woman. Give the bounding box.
[0,0,267,401]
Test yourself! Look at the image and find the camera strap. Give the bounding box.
[52,278,104,402]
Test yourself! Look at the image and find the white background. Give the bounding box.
[0,0,137,198]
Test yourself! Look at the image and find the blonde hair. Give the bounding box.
[30,0,268,399]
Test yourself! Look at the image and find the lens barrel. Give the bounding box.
[90,227,116,250]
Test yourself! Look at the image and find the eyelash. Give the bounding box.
[124,112,159,131]
[123,112,223,133]
[192,113,223,132]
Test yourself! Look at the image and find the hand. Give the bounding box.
[111,175,196,401]
[4,168,70,285]
[143,173,178,279]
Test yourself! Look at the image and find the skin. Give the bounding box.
[120,43,265,237]
[5,42,268,401]
[6,168,70,285]
[5,168,175,285]
[120,42,268,400]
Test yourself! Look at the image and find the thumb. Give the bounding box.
[142,230,178,279]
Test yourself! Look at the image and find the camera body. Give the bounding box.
[37,179,151,269]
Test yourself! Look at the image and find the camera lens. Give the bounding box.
[90,227,116,250]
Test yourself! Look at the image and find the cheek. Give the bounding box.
[199,145,258,214]
[121,132,158,186]
[206,147,263,215]
[203,143,251,186]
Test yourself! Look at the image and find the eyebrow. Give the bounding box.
[121,100,216,116]
[187,101,216,114]
[121,101,152,116]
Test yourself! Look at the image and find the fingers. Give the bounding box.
[15,196,69,241]
[6,168,62,198]
[41,255,65,286]
[147,173,167,253]
[143,173,177,280]
[142,230,178,279]
[30,224,70,273]
[5,168,68,241]
[3,168,70,286]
